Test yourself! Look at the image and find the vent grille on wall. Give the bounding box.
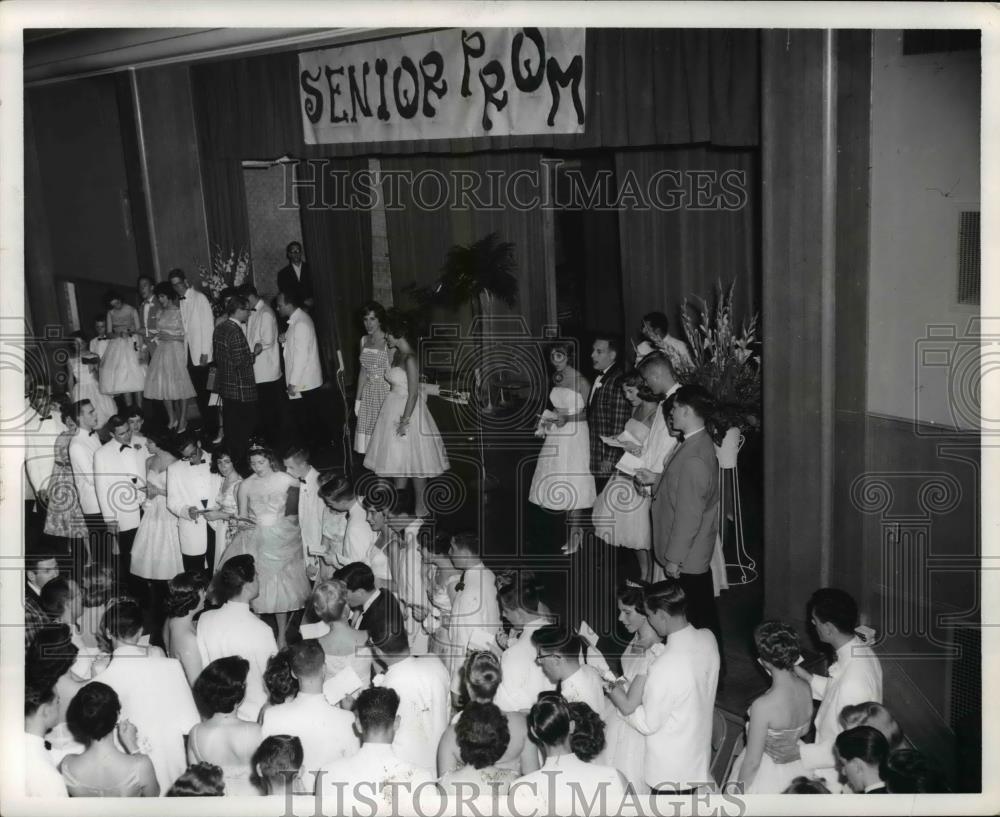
[949,626,981,732]
[957,211,980,306]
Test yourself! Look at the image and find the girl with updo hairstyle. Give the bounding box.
[167,762,226,796]
[838,701,904,750]
[187,656,262,796]
[515,694,626,809]
[60,682,160,797]
[251,734,305,796]
[436,651,540,777]
[727,620,815,793]
[310,579,373,685]
[262,647,299,710]
[437,701,519,798]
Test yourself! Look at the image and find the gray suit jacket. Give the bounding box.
[650,428,720,574]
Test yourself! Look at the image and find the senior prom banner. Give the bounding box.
[298,28,586,144]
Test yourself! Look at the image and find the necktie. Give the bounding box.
[455,571,466,593]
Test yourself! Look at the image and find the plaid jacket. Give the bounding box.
[587,365,632,476]
[25,584,49,649]
[212,319,257,402]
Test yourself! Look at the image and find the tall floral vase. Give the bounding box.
[715,427,758,586]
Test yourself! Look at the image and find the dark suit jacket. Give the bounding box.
[212,319,257,402]
[276,263,314,302]
[359,588,406,650]
[25,583,48,648]
[587,364,631,476]
[650,428,720,574]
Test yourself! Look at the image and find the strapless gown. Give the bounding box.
[528,386,596,511]
[728,716,811,793]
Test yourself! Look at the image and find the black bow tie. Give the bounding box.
[119,444,131,451]
[178,296,186,301]
[88,430,97,437]
[39,415,51,421]
[298,478,306,484]
[44,740,52,751]
[455,571,466,593]
[189,459,203,466]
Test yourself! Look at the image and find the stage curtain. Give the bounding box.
[296,159,373,380]
[615,146,760,342]
[190,29,759,162]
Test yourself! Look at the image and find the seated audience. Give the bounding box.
[189,657,262,796]
[59,682,159,797]
[166,762,226,797]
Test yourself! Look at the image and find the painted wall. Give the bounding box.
[867,31,980,429]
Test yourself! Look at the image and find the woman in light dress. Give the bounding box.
[728,621,813,793]
[354,301,391,455]
[163,570,209,686]
[67,331,117,427]
[528,342,596,551]
[309,580,374,693]
[220,444,310,648]
[99,290,145,408]
[591,373,661,581]
[131,431,184,637]
[143,282,196,431]
[420,529,463,658]
[437,651,540,777]
[602,583,663,793]
[363,311,449,517]
[206,448,242,569]
[188,657,263,796]
[437,702,521,801]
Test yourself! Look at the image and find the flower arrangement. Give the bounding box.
[198,246,252,316]
[679,279,761,439]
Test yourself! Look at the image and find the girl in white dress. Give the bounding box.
[309,579,374,693]
[363,312,449,517]
[591,373,661,581]
[603,583,663,793]
[728,621,813,793]
[99,291,145,407]
[206,449,242,568]
[528,342,596,551]
[67,332,117,427]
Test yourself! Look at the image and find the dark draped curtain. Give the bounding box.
[615,146,760,338]
[296,160,373,378]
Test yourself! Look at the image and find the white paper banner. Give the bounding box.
[299,28,586,145]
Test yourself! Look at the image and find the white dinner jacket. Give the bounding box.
[626,623,719,791]
[494,619,557,712]
[68,428,102,515]
[93,439,145,531]
[178,286,214,365]
[298,467,325,558]
[247,300,281,383]
[282,307,322,395]
[23,400,66,502]
[165,458,221,556]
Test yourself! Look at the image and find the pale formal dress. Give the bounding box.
[592,418,653,550]
[131,467,184,580]
[43,429,87,539]
[143,306,196,400]
[528,386,596,511]
[211,477,241,569]
[604,637,662,792]
[364,366,449,477]
[220,471,310,614]
[71,353,117,426]
[187,727,259,796]
[728,717,811,794]
[100,308,145,394]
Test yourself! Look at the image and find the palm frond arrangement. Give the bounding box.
[406,232,518,312]
[680,279,761,436]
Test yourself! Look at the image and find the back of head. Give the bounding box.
[460,651,502,705]
[838,702,903,749]
[782,776,830,794]
[40,577,73,619]
[319,475,356,505]
[809,587,859,635]
[211,555,255,603]
[289,639,325,681]
[566,701,606,762]
[753,620,801,670]
[884,749,947,793]
[194,656,250,717]
[310,579,349,623]
[333,561,375,593]
[642,311,670,337]
[450,530,480,558]
[251,735,303,795]
[456,702,510,769]
[66,681,120,745]
[672,384,716,421]
[100,597,144,643]
[167,763,225,797]
[165,570,209,618]
[835,725,889,773]
[643,579,687,618]
[353,686,400,734]
[528,693,572,747]
[616,581,647,611]
[26,623,79,690]
[498,570,545,616]
[637,351,676,381]
[81,565,117,609]
[263,648,299,706]
[25,682,57,720]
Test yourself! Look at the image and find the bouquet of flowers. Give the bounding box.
[198,246,251,316]
[679,279,761,440]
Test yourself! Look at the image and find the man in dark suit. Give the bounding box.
[587,334,631,494]
[275,241,314,310]
[212,294,257,470]
[334,562,406,660]
[650,385,723,657]
[25,543,60,649]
